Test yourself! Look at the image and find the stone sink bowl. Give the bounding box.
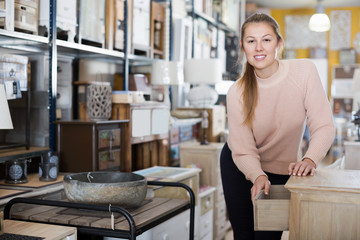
[63,171,147,208]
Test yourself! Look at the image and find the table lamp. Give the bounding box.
[184,58,222,144]
[0,83,13,129]
[151,61,184,106]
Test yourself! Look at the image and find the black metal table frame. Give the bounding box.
[4,181,195,240]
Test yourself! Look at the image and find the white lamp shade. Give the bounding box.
[151,61,170,85]
[309,13,331,32]
[0,84,13,129]
[169,61,184,85]
[184,58,223,84]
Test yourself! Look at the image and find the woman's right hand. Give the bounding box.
[251,175,270,202]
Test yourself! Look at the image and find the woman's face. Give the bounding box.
[241,22,282,78]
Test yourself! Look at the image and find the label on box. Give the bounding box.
[4,80,21,99]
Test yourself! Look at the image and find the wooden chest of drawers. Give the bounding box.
[180,141,230,240]
[254,169,360,240]
[56,120,128,172]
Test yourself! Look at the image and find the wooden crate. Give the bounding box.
[253,185,290,231]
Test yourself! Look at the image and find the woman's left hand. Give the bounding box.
[288,158,316,176]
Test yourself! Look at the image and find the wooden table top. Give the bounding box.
[4,220,76,240]
[9,197,189,232]
[285,168,360,193]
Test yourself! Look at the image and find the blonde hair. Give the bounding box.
[238,13,284,127]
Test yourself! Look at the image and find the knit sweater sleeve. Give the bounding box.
[226,82,266,183]
[301,60,335,165]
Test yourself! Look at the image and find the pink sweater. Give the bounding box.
[226,59,335,183]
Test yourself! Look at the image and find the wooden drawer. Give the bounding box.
[98,128,121,148]
[199,210,213,239]
[98,148,121,170]
[214,185,224,204]
[152,209,190,240]
[253,185,290,231]
[201,193,213,215]
[214,215,230,239]
[214,199,227,221]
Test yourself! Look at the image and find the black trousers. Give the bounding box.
[220,142,290,240]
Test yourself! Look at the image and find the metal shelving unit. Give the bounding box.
[189,0,239,58]
[0,0,174,153]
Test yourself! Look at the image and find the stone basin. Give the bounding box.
[63,171,147,208]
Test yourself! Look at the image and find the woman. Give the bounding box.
[220,13,335,240]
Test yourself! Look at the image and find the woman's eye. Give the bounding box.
[248,40,254,43]
[264,39,271,42]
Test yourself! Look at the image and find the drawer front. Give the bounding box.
[98,128,121,148]
[214,186,225,204]
[253,185,290,231]
[215,200,227,221]
[199,210,213,239]
[152,209,190,240]
[131,109,151,137]
[214,216,231,239]
[201,193,213,215]
[98,149,120,170]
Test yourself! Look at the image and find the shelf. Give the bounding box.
[131,133,169,145]
[190,11,238,34]
[0,29,48,53]
[0,146,50,163]
[56,39,126,61]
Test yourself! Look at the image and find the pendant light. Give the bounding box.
[309,0,331,32]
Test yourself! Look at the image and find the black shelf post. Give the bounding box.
[49,0,57,151]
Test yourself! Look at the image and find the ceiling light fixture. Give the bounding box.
[309,0,331,32]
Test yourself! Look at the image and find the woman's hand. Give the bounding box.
[288,158,316,176]
[251,175,270,202]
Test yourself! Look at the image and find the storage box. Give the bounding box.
[79,0,106,46]
[0,54,29,91]
[132,0,151,56]
[14,0,39,34]
[253,185,290,231]
[39,0,77,41]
